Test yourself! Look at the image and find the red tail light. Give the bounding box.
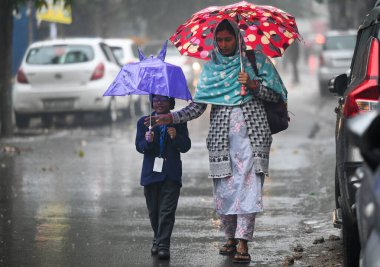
[16,69,29,84]
[343,38,379,118]
[90,63,105,80]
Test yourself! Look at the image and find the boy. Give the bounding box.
[135,94,191,260]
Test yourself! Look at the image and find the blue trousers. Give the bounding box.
[144,179,181,248]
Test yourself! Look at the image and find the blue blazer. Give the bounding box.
[135,115,191,186]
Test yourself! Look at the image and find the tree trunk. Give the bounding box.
[0,0,14,137]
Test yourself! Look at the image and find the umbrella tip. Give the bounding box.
[138,48,146,61]
[157,40,168,61]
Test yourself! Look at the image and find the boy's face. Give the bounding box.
[152,95,171,114]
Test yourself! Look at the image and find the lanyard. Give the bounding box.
[159,125,167,158]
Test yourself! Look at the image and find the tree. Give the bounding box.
[0,0,71,137]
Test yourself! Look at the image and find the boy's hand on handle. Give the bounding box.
[145,131,154,143]
[238,72,259,90]
[144,113,173,128]
[167,127,176,139]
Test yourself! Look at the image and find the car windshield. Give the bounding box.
[26,44,94,65]
[109,43,139,62]
[324,35,356,50]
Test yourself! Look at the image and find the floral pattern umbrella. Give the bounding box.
[169,1,301,60]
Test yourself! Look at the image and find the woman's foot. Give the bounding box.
[219,238,238,255]
[233,240,251,263]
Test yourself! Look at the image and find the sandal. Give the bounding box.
[233,251,251,264]
[219,240,237,255]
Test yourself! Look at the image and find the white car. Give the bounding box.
[317,30,357,96]
[13,38,130,128]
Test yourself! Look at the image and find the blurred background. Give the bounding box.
[12,0,378,75]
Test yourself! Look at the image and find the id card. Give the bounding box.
[153,157,164,172]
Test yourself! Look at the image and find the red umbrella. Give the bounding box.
[169,1,301,60]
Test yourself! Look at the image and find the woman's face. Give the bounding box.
[216,29,237,56]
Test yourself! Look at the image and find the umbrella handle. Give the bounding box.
[239,33,247,96]
[240,85,247,96]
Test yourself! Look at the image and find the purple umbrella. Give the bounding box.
[104,41,192,129]
[103,40,192,101]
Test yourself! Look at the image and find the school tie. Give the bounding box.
[159,125,167,157]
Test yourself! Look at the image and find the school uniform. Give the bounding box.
[135,114,191,249]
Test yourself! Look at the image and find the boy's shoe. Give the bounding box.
[158,247,170,260]
[151,244,158,255]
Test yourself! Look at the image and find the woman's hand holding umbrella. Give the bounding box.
[144,113,173,128]
[238,72,259,91]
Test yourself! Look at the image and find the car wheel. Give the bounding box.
[41,115,53,128]
[341,192,360,267]
[15,113,30,129]
[103,98,118,123]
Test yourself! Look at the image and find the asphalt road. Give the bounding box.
[0,66,343,267]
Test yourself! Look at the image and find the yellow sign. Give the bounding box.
[36,0,72,24]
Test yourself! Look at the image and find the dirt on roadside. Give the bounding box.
[281,235,343,267]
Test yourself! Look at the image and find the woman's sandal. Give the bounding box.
[219,242,237,255]
[233,251,251,264]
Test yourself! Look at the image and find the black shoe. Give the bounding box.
[158,247,170,260]
[151,244,158,255]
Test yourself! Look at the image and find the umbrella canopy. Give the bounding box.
[169,1,301,60]
[103,41,192,101]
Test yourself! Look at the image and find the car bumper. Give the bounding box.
[13,82,118,114]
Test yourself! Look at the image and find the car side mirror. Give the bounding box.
[329,74,348,96]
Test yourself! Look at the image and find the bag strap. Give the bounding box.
[246,50,258,76]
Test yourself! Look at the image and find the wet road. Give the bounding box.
[0,68,342,266]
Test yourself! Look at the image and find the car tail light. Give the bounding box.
[91,63,105,80]
[16,69,29,84]
[343,38,379,118]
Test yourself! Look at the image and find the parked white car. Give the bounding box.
[317,30,356,96]
[13,38,130,128]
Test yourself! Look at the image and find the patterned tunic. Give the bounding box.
[213,107,264,215]
[172,84,279,178]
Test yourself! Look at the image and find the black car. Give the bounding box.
[348,105,380,267]
[329,3,380,267]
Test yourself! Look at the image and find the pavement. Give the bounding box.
[0,62,343,267]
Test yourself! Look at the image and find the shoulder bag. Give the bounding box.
[246,50,289,135]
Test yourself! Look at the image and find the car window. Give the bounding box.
[26,45,94,65]
[324,35,356,50]
[131,44,139,58]
[110,46,124,62]
[100,43,118,64]
[350,27,373,84]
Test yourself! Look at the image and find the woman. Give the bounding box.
[147,19,287,263]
